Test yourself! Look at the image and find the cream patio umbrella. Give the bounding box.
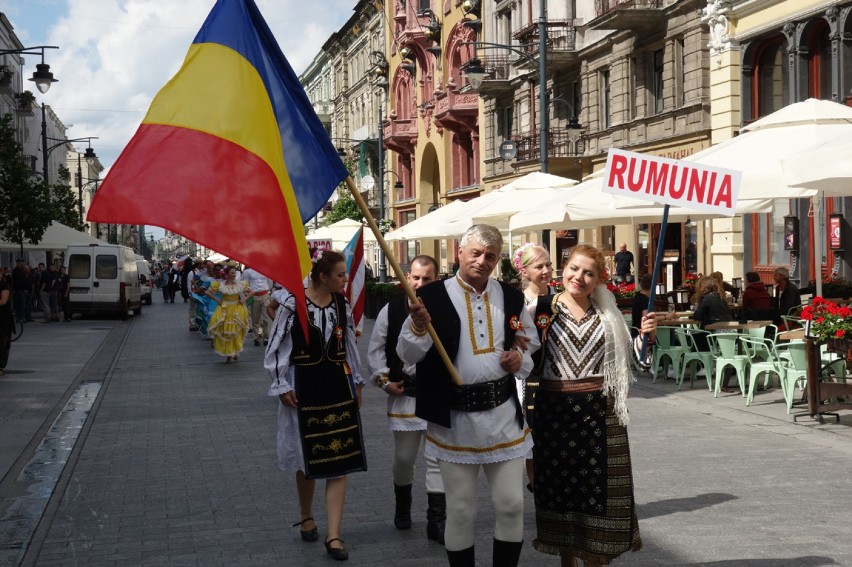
[781,131,852,297]
[383,200,475,242]
[684,99,852,202]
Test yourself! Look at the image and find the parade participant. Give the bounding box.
[531,244,654,567]
[397,224,539,567]
[514,242,553,488]
[265,250,366,562]
[241,265,272,346]
[367,254,446,543]
[205,266,253,362]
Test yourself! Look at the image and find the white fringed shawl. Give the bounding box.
[590,283,636,426]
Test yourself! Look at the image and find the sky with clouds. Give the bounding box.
[2,0,356,236]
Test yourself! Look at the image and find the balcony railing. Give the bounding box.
[594,0,663,18]
[512,20,577,54]
[511,128,585,162]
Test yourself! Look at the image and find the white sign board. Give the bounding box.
[602,148,741,216]
[307,238,333,252]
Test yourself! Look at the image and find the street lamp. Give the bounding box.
[0,45,59,93]
[70,139,99,222]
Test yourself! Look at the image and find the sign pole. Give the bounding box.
[639,204,670,361]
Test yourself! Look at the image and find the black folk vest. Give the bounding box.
[414,279,525,429]
[290,293,348,365]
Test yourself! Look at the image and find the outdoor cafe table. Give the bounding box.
[656,318,700,326]
[705,320,773,331]
[654,311,694,319]
[777,328,805,341]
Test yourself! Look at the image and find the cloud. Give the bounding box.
[10,0,355,169]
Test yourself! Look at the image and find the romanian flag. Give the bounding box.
[342,228,365,334]
[88,0,348,332]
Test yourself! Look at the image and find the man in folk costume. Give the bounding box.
[397,225,539,567]
[367,255,446,543]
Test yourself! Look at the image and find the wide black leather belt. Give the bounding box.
[450,375,513,412]
[391,373,417,397]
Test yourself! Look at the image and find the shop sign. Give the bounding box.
[602,148,741,216]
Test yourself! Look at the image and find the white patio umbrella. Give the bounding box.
[507,174,773,232]
[383,200,475,241]
[385,171,579,242]
[781,131,852,297]
[685,98,852,201]
[685,99,852,297]
[307,218,376,250]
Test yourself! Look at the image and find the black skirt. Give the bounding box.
[532,388,641,564]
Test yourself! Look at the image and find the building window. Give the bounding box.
[571,79,582,122]
[417,0,430,12]
[748,35,788,121]
[806,19,832,100]
[627,57,636,120]
[600,69,611,129]
[675,38,685,106]
[497,105,513,139]
[754,201,791,266]
[652,48,664,115]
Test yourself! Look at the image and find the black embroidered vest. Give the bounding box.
[414,279,525,428]
[290,293,347,365]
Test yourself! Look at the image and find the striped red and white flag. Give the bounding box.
[343,227,365,334]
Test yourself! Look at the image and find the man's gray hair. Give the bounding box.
[460,224,503,250]
[774,266,790,280]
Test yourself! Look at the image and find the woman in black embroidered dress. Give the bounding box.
[265,251,366,562]
[532,245,655,567]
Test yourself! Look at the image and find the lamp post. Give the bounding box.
[69,139,99,222]
[461,0,550,171]
[370,51,390,282]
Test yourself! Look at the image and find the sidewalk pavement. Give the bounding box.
[1,299,851,566]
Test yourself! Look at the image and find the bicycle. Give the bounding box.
[10,305,23,342]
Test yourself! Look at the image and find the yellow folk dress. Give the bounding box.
[207,280,250,357]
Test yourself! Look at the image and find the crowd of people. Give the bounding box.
[151,258,271,363]
[262,225,656,566]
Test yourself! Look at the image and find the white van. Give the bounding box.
[65,243,142,318]
[135,255,153,305]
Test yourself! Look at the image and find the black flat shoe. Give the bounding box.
[324,538,348,561]
[292,518,318,542]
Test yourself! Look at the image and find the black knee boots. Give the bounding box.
[394,483,412,530]
[426,492,446,544]
[446,546,475,567]
[492,539,523,567]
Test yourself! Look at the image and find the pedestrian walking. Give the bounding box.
[367,254,446,544]
[56,266,72,322]
[530,244,655,567]
[264,250,366,562]
[0,276,13,375]
[11,259,32,322]
[397,224,539,567]
[205,266,253,362]
[614,243,634,283]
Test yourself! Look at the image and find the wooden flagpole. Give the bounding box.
[344,176,463,386]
